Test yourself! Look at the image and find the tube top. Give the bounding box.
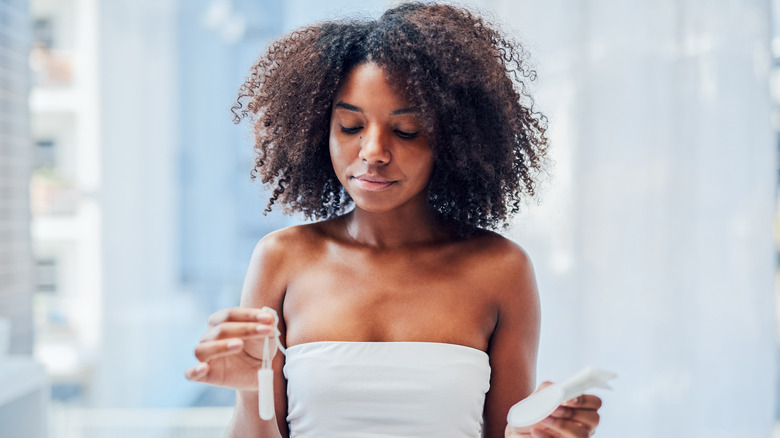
[283,341,491,438]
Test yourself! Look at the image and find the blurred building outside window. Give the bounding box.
[29,0,101,414]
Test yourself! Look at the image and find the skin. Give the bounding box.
[185,63,602,438]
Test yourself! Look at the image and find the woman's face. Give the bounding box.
[329,62,433,214]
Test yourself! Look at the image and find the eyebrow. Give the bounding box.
[334,101,418,116]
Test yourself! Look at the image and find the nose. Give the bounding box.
[358,128,391,165]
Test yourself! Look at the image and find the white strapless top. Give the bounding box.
[283,341,491,438]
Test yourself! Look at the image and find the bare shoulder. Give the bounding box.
[457,229,539,323]
[240,222,330,307]
[252,222,327,264]
[460,229,535,281]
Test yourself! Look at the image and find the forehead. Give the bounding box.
[333,62,412,109]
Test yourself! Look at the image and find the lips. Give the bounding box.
[352,175,396,191]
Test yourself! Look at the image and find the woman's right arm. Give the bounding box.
[185,231,294,438]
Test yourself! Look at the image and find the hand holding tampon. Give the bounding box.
[185,307,283,392]
[505,367,615,437]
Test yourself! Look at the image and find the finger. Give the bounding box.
[208,307,274,326]
[194,338,245,362]
[550,406,600,429]
[184,362,209,382]
[562,394,602,411]
[505,425,535,437]
[536,381,555,391]
[201,321,275,342]
[550,405,577,420]
[540,416,592,437]
[530,425,558,438]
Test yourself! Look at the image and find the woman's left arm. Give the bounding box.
[482,244,602,438]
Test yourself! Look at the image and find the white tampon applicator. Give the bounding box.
[257,306,285,421]
[507,367,616,428]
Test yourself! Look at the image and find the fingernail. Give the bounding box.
[227,339,242,349]
[256,312,272,322]
[543,416,555,424]
[256,325,268,333]
[195,363,207,373]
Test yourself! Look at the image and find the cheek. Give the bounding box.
[411,149,435,181]
[422,159,435,185]
[328,136,349,175]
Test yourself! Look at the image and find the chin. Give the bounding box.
[350,200,398,214]
[345,192,397,212]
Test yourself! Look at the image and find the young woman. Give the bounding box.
[185,3,603,437]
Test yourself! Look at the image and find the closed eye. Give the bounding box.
[395,130,419,139]
[340,125,362,134]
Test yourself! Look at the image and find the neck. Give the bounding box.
[344,202,446,249]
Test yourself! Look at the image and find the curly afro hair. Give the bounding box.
[232,1,549,232]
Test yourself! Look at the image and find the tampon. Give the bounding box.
[507,367,616,428]
[257,306,285,421]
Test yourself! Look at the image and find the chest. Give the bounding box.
[282,248,498,350]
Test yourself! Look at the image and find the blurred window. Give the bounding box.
[34,258,57,294]
[33,18,54,48]
[34,139,56,168]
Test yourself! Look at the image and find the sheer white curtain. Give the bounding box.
[491,0,776,436]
